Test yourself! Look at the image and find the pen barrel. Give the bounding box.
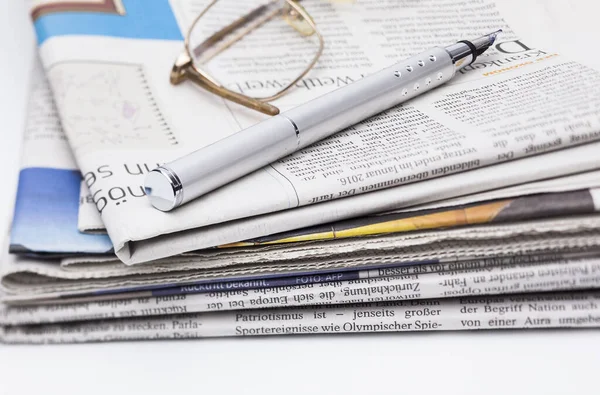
[285,46,455,148]
[168,115,298,205]
[148,46,456,210]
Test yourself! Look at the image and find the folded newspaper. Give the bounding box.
[4,291,600,343]
[2,0,600,344]
[31,0,600,264]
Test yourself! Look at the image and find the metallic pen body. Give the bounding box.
[146,31,501,211]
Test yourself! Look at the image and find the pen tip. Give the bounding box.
[488,29,502,45]
[459,29,503,60]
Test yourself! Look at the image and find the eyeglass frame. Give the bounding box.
[170,0,325,116]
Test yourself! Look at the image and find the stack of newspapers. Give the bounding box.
[2,0,600,344]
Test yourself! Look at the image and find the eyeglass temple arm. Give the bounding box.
[171,54,280,116]
[191,4,272,59]
[190,1,308,59]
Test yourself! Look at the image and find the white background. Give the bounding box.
[1,1,600,394]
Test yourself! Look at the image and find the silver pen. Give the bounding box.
[145,30,501,211]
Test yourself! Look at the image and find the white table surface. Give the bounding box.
[1,2,600,394]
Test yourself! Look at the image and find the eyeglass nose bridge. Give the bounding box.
[170,52,193,85]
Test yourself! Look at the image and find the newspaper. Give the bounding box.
[3,254,600,325]
[225,186,600,247]
[7,79,600,303]
[33,0,600,264]
[79,141,600,265]
[18,64,600,253]
[2,290,599,343]
[78,169,600,237]
[4,215,600,301]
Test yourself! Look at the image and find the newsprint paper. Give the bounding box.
[2,291,599,343]
[4,214,600,300]
[6,0,600,344]
[6,56,600,309]
[33,0,600,263]
[2,254,600,325]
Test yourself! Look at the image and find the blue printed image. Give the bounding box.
[34,0,183,45]
[10,167,113,256]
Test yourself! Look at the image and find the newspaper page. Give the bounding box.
[9,58,113,256]
[33,0,600,264]
[73,143,600,264]
[3,254,600,325]
[3,291,600,343]
[18,66,593,251]
[76,165,600,247]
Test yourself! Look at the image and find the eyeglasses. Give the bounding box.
[170,0,324,116]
